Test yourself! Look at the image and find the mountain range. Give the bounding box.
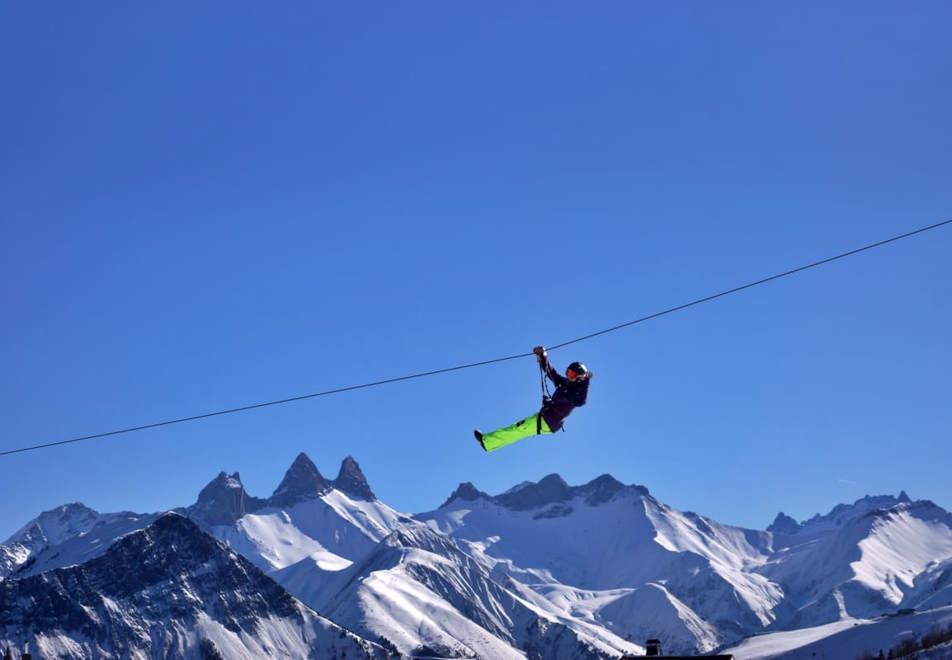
[3,452,951,659]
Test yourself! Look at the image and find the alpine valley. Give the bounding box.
[3,453,952,659]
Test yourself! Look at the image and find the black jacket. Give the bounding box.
[540,358,590,431]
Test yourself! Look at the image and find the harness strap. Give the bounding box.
[539,363,551,405]
[538,361,554,435]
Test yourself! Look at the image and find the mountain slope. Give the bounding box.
[724,605,952,660]
[0,513,389,659]
[209,480,413,574]
[0,503,157,580]
[307,524,643,659]
[420,474,782,652]
[5,455,952,658]
[759,498,952,627]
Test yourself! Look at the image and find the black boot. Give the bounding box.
[473,429,487,451]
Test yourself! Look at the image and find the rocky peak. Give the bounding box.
[333,456,375,500]
[46,502,98,518]
[439,482,491,508]
[803,492,916,530]
[440,473,644,512]
[0,512,308,653]
[196,472,243,501]
[269,453,330,507]
[767,512,801,535]
[580,474,626,505]
[190,471,263,527]
[495,473,572,511]
[2,502,103,559]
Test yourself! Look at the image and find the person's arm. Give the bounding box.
[546,360,568,387]
[533,346,567,387]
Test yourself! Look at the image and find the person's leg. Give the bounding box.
[481,413,552,452]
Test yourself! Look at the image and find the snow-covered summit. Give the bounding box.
[5,458,951,659]
[307,519,642,659]
[0,502,154,579]
[799,492,913,533]
[439,481,491,508]
[0,512,389,659]
[206,457,411,576]
[188,454,379,528]
[439,472,648,511]
[761,495,952,628]
[4,502,99,549]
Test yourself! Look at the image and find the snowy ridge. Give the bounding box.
[4,454,952,658]
[307,524,642,659]
[759,499,952,627]
[724,606,952,659]
[0,503,157,579]
[0,513,388,659]
[422,474,952,654]
[209,482,413,574]
[421,479,781,653]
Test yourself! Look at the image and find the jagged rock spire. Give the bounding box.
[190,472,263,527]
[495,474,572,511]
[580,474,626,505]
[334,456,375,500]
[439,482,491,509]
[439,473,647,511]
[269,453,330,507]
[768,512,801,535]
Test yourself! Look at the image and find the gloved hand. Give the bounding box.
[533,346,547,364]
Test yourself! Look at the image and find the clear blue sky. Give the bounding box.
[2,3,950,540]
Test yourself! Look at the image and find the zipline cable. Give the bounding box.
[2,218,950,458]
[547,218,952,351]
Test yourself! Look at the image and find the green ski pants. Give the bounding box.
[482,413,552,452]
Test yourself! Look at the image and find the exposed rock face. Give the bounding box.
[493,473,647,510]
[268,453,331,507]
[495,474,573,510]
[802,493,914,528]
[0,513,389,659]
[440,474,647,511]
[579,474,628,505]
[189,471,265,527]
[1,503,104,577]
[768,512,801,535]
[314,524,639,659]
[334,456,375,500]
[439,482,491,508]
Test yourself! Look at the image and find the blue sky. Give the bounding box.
[2,3,950,540]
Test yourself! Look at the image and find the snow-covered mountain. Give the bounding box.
[300,523,642,659]
[420,473,781,654]
[198,453,414,576]
[0,512,389,659]
[3,453,952,659]
[419,474,952,655]
[758,495,952,628]
[188,457,639,657]
[724,605,952,659]
[0,502,157,579]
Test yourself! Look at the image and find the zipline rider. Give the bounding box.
[474,346,591,452]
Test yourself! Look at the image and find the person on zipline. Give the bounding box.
[474,346,591,452]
